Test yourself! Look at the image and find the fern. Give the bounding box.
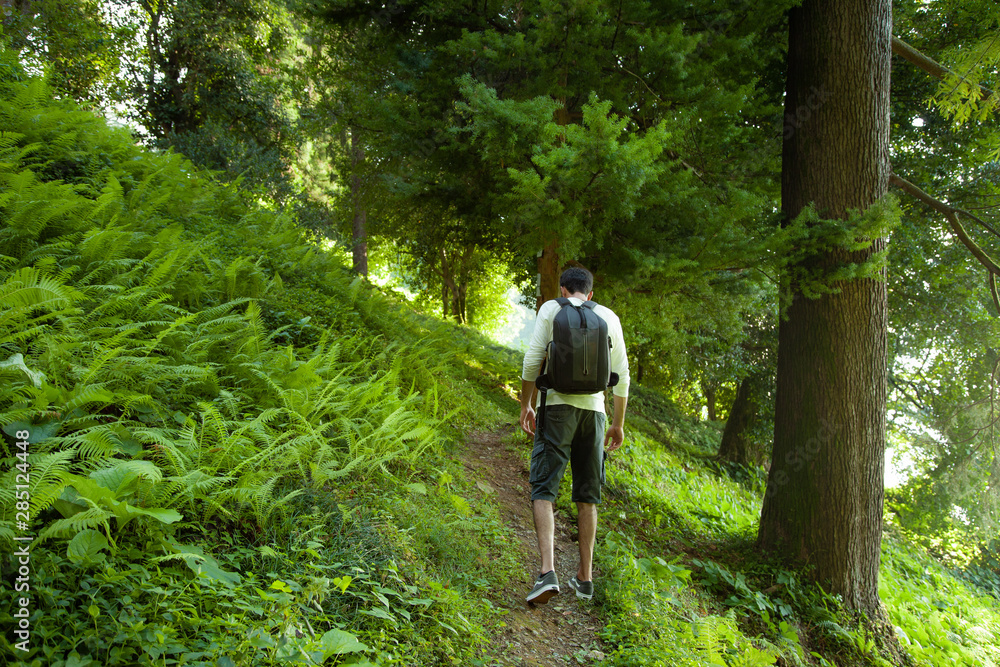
[22,450,76,518]
[37,506,114,543]
[0,265,81,312]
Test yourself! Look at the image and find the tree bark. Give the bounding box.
[718,377,762,466]
[757,0,892,624]
[139,0,164,135]
[535,241,560,311]
[350,129,369,276]
[1,0,33,31]
[704,383,718,422]
[535,98,573,312]
[438,248,467,324]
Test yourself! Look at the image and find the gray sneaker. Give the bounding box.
[526,570,559,604]
[568,575,593,600]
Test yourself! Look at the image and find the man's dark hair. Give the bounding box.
[560,267,593,295]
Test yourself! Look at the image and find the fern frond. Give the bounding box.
[0,266,82,311]
[37,506,113,542]
[24,450,76,517]
[87,173,125,225]
[0,521,16,550]
[58,426,120,465]
[164,470,233,510]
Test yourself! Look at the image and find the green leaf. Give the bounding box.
[3,419,60,443]
[332,575,352,593]
[404,482,428,495]
[67,476,182,528]
[359,607,397,626]
[90,466,139,497]
[67,529,109,564]
[65,652,94,667]
[158,539,242,588]
[128,506,182,524]
[318,629,369,657]
[187,554,242,588]
[0,353,45,387]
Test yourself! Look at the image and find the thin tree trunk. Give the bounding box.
[140,0,162,132]
[536,241,560,311]
[535,98,573,312]
[1,0,32,31]
[350,130,368,276]
[439,248,464,324]
[457,279,468,325]
[704,383,718,422]
[718,377,760,466]
[757,0,893,625]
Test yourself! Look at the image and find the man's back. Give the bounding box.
[522,297,630,414]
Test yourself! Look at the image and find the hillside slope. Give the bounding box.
[3,50,1000,667]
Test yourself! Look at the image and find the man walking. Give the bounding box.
[519,267,629,604]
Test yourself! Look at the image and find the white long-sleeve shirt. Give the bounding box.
[521,297,630,413]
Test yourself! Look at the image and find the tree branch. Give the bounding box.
[992,272,1000,320]
[892,37,951,81]
[892,36,996,104]
[890,173,1000,276]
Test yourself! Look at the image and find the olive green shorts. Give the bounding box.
[529,404,607,505]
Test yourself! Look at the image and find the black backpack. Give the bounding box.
[538,298,613,394]
[535,299,618,428]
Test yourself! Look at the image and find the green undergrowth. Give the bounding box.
[0,49,521,666]
[534,384,1000,666]
[4,43,1000,667]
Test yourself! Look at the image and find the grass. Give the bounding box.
[4,44,1000,667]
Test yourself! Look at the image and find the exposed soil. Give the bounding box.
[462,427,607,667]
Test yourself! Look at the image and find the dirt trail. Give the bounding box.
[462,427,607,667]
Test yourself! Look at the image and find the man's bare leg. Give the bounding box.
[576,502,597,581]
[532,499,556,574]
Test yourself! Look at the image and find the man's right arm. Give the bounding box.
[520,301,554,437]
[606,311,630,451]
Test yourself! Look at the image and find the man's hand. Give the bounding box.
[605,394,627,453]
[520,405,536,437]
[604,424,624,452]
[520,379,537,437]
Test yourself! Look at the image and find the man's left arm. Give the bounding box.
[605,313,630,451]
[605,394,628,451]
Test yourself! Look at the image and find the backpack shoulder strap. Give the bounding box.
[555,297,571,307]
[581,300,597,310]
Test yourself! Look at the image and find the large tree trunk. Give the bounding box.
[350,130,369,276]
[757,0,892,623]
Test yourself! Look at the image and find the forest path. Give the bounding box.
[461,427,607,667]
